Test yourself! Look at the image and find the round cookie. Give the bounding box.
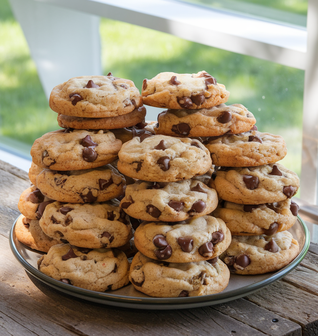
[134,215,231,263]
[129,252,230,297]
[209,164,300,204]
[15,215,60,252]
[213,199,299,235]
[39,201,133,249]
[30,129,122,171]
[117,134,212,182]
[142,71,229,109]
[57,106,146,130]
[29,161,43,185]
[37,244,130,291]
[220,231,299,275]
[35,164,125,203]
[49,74,143,118]
[205,129,287,167]
[120,179,218,222]
[154,104,256,137]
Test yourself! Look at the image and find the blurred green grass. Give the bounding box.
[0,0,304,175]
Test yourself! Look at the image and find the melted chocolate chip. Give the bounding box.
[69,93,83,105]
[169,75,181,85]
[65,215,73,226]
[62,247,78,260]
[107,72,113,76]
[190,141,202,148]
[85,80,99,88]
[54,176,67,186]
[248,135,262,143]
[157,157,170,171]
[283,185,297,198]
[266,202,280,213]
[81,190,97,203]
[154,245,172,260]
[171,123,191,136]
[36,201,54,219]
[168,200,184,212]
[139,133,152,142]
[142,79,148,90]
[81,135,97,147]
[59,207,73,215]
[235,254,251,269]
[27,189,44,204]
[263,222,279,235]
[135,120,148,129]
[207,257,218,265]
[290,201,299,216]
[177,96,193,109]
[265,239,279,253]
[133,161,142,172]
[82,147,97,162]
[243,204,261,212]
[189,200,206,214]
[217,111,232,123]
[198,242,213,257]
[107,211,116,221]
[121,201,132,209]
[99,178,113,190]
[211,231,224,244]
[153,234,168,248]
[204,76,217,85]
[191,94,205,106]
[154,140,167,150]
[269,164,282,176]
[177,237,193,252]
[50,215,59,224]
[146,204,162,218]
[243,175,259,190]
[101,231,114,243]
[178,290,189,297]
[190,183,207,193]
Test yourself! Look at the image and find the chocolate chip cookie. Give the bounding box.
[134,215,231,263]
[142,71,229,109]
[49,74,143,118]
[220,231,299,274]
[39,201,132,249]
[117,134,212,182]
[31,129,122,171]
[38,243,130,291]
[154,104,256,137]
[205,129,287,167]
[209,164,300,204]
[129,252,230,297]
[120,179,218,222]
[35,164,125,203]
[213,199,299,235]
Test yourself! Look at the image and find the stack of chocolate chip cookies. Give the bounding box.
[16,74,149,291]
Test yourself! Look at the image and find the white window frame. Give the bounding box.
[7,0,318,204]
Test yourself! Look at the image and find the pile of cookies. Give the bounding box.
[15,70,301,298]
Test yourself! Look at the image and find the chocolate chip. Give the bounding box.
[264,239,279,253]
[235,254,251,269]
[133,161,142,172]
[36,200,54,219]
[169,75,181,85]
[204,76,217,85]
[243,175,259,190]
[139,132,152,142]
[177,237,193,252]
[81,135,97,147]
[82,147,97,162]
[119,210,129,224]
[290,201,299,216]
[22,217,30,228]
[198,242,213,257]
[266,202,280,213]
[269,164,282,176]
[121,201,132,209]
[263,222,279,235]
[243,204,261,212]
[59,207,73,215]
[154,245,172,260]
[283,185,297,198]
[190,141,202,148]
[54,176,67,186]
[135,120,148,129]
[146,204,161,218]
[69,93,83,105]
[27,189,44,203]
[100,231,114,243]
[50,215,59,224]
[107,72,113,76]
[131,278,144,287]
[207,257,218,265]
[178,290,189,297]
[153,234,168,248]
[248,135,262,143]
[62,247,78,260]
[217,111,232,123]
[142,78,148,90]
[189,200,206,214]
[191,94,205,106]
[167,200,184,212]
[77,247,92,254]
[171,123,190,136]
[65,215,73,226]
[81,190,97,203]
[107,211,116,220]
[177,96,193,109]
[85,80,99,88]
[61,279,72,284]
[190,183,207,193]
[154,140,167,150]
[99,178,113,190]
[157,157,170,171]
[211,231,224,244]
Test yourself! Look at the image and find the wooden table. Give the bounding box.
[1,159,318,336]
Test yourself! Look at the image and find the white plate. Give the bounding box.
[10,215,310,310]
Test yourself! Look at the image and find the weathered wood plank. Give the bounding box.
[215,299,301,336]
[0,160,29,181]
[308,243,318,255]
[247,281,318,336]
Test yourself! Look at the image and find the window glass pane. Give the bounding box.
[177,0,308,27]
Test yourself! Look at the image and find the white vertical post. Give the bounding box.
[8,0,102,99]
[300,0,318,205]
